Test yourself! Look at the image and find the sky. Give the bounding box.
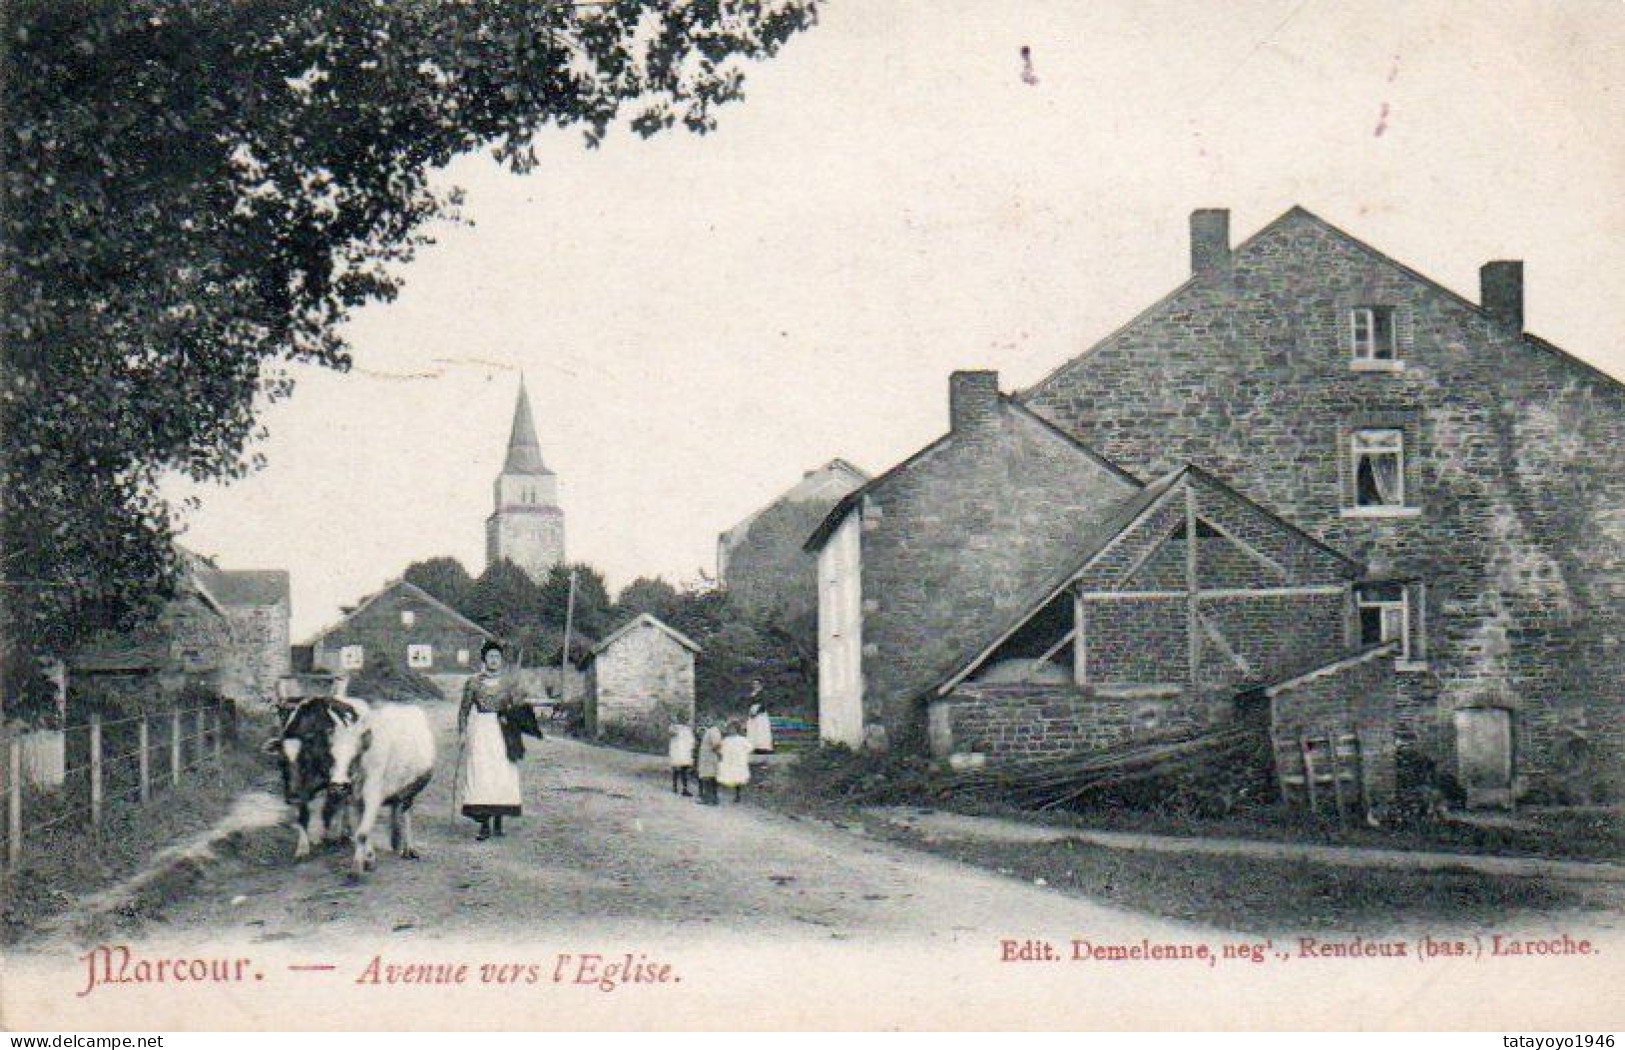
[165,0,1625,640]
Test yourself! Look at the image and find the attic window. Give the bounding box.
[401,609,416,627]
[1350,306,1398,364]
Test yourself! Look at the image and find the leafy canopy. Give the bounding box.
[0,0,818,654]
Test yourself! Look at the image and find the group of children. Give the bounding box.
[668,697,774,805]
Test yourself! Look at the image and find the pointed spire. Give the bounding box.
[502,376,550,475]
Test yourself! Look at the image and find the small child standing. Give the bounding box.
[718,720,753,803]
[668,721,696,796]
[696,722,723,805]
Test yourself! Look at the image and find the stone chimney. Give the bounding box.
[949,370,1000,434]
[1480,260,1524,331]
[1190,208,1231,277]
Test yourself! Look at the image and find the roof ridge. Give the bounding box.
[1022,204,1625,401]
[1254,206,1625,395]
[592,611,702,655]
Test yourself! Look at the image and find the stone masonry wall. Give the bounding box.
[937,683,1210,763]
[858,391,1137,744]
[221,603,290,710]
[1269,647,1400,805]
[591,624,695,737]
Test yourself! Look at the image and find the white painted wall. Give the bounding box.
[817,511,865,747]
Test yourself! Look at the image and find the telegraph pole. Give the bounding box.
[560,566,578,703]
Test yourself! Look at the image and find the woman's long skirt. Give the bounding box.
[459,709,522,821]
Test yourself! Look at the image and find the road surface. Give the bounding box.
[6,704,1620,1030]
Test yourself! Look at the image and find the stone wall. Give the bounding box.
[934,683,1211,763]
[220,602,290,711]
[854,375,1137,743]
[1024,209,1625,798]
[588,623,695,737]
[1268,646,1400,806]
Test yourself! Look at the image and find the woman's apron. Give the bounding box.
[459,708,522,819]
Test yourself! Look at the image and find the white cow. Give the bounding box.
[278,697,436,877]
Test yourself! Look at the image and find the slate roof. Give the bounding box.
[199,569,290,608]
[301,578,497,647]
[589,613,702,658]
[502,378,551,475]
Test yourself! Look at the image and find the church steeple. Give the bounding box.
[486,376,565,582]
[502,377,550,476]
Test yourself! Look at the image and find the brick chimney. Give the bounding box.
[1480,260,1524,331]
[1190,208,1231,277]
[949,370,1000,433]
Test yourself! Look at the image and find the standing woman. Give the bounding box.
[457,640,523,841]
[746,699,774,756]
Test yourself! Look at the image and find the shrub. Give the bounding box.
[346,656,444,703]
[779,743,955,807]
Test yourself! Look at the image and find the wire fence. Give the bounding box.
[1,701,232,873]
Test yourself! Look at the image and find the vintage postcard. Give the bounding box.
[2,0,1623,1032]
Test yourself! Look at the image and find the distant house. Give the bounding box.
[717,459,868,624]
[584,614,700,739]
[190,562,290,711]
[302,578,497,699]
[68,556,234,714]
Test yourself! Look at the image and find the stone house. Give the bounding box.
[303,578,497,696]
[717,459,869,624]
[68,560,234,715]
[806,371,1142,750]
[191,563,290,711]
[1021,206,1625,804]
[584,613,700,740]
[807,379,1397,801]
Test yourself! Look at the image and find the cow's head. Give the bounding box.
[277,698,368,804]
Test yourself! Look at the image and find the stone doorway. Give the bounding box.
[1454,707,1514,809]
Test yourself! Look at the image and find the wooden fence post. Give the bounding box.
[89,712,103,829]
[138,717,151,804]
[170,710,182,786]
[7,736,20,873]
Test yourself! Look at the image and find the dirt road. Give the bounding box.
[6,704,1622,1030]
[116,704,1209,945]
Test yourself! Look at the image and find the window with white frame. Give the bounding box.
[1358,582,1409,659]
[1350,306,1397,361]
[1352,428,1405,507]
[340,644,364,670]
[400,609,416,627]
[456,648,469,666]
[407,644,433,669]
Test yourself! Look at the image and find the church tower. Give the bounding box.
[485,378,565,583]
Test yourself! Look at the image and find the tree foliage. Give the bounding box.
[0,0,819,653]
[540,561,612,641]
[613,575,682,623]
[463,558,546,648]
[403,555,476,613]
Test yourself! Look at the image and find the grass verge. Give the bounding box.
[1,732,278,946]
